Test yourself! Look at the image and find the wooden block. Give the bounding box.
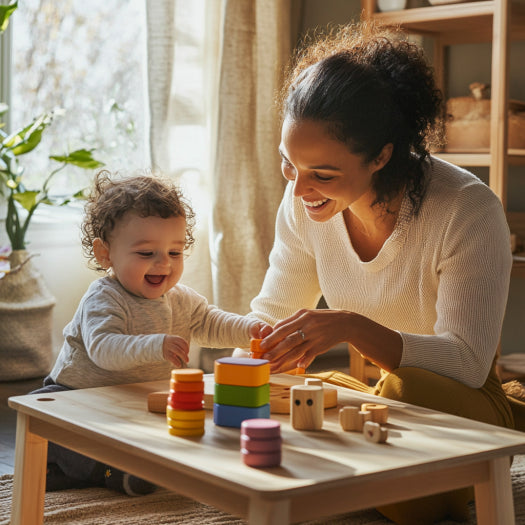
[290,385,323,430]
[213,403,271,428]
[305,378,323,387]
[363,420,388,443]
[361,403,388,424]
[250,338,265,359]
[148,391,169,413]
[357,410,372,431]
[214,357,270,387]
[339,406,361,431]
[214,383,270,408]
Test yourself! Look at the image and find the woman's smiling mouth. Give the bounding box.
[302,198,328,209]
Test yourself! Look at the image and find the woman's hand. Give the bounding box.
[163,335,190,368]
[258,309,351,373]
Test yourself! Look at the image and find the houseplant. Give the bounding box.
[0,1,104,380]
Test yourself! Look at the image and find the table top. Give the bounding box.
[9,374,525,498]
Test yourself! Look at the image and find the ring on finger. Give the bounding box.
[297,329,306,341]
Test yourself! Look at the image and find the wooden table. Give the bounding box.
[8,374,525,525]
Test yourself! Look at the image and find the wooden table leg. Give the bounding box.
[10,414,48,525]
[474,456,515,525]
[248,496,290,525]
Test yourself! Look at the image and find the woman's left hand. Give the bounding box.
[258,309,350,373]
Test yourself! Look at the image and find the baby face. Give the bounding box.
[102,212,187,299]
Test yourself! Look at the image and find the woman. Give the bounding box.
[251,22,514,524]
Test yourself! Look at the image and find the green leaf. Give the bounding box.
[0,1,17,33]
[3,113,53,156]
[72,188,89,200]
[12,190,39,212]
[49,148,105,169]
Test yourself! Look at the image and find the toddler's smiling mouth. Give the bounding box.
[145,275,166,285]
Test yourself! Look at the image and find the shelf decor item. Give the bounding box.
[377,0,407,11]
[445,82,525,152]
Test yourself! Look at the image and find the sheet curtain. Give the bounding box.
[146,0,291,317]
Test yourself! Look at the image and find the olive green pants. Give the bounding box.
[305,365,514,525]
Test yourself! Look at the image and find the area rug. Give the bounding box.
[1,455,524,524]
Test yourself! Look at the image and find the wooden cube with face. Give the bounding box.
[290,385,323,430]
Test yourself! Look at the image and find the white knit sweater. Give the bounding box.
[250,157,512,388]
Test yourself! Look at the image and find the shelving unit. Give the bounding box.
[360,0,525,276]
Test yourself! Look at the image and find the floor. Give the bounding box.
[0,345,351,476]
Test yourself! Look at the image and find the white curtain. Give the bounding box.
[146,0,291,316]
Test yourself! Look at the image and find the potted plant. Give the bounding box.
[0,1,104,380]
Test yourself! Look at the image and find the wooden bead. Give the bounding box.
[363,421,388,443]
[339,406,360,431]
[357,410,372,431]
[305,378,323,387]
[361,403,389,424]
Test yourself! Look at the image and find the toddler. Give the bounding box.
[31,169,271,495]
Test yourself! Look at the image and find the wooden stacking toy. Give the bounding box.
[363,420,389,443]
[250,338,265,359]
[361,403,389,424]
[240,418,282,468]
[290,384,323,430]
[213,357,271,428]
[339,406,372,431]
[167,369,205,437]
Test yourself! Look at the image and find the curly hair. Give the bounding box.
[279,21,444,214]
[81,170,196,271]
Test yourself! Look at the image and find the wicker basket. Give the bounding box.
[0,250,56,381]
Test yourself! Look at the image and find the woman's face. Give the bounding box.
[279,117,385,222]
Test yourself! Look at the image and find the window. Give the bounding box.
[7,0,148,196]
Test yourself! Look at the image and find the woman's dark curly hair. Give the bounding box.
[279,22,444,214]
[81,170,196,271]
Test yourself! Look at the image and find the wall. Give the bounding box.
[296,0,525,355]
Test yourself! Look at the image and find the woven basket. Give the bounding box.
[0,250,56,381]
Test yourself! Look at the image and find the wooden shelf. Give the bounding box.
[434,149,525,167]
[367,1,525,43]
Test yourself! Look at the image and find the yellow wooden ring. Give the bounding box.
[166,416,206,429]
[166,407,206,421]
[168,425,205,437]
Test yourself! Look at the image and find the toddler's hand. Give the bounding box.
[162,335,190,368]
[249,321,273,340]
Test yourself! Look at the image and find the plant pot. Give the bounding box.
[0,250,56,381]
